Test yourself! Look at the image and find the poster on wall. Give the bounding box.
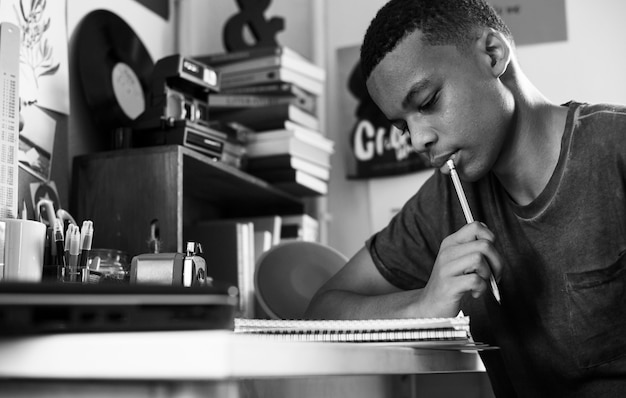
[489,0,567,45]
[0,0,69,182]
[338,45,428,179]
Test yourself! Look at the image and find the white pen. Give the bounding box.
[79,220,94,282]
[64,227,81,283]
[446,158,501,304]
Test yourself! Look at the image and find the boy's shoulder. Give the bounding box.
[573,101,626,118]
[569,101,626,134]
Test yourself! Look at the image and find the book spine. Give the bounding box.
[238,222,255,319]
[210,94,316,114]
[248,123,333,152]
[220,82,294,95]
[246,139,331,166]
[280,214,319,242]
[215,54,325,81]
[220,69,282,88]
[220,67,323,96]
[215,56,282,75]
[198,47,283,66]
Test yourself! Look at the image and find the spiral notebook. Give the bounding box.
[234,316,489,349]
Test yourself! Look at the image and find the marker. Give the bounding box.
[64,224,75,269]
[79,220,94,283]
[53,218,66,280]
[65,227,81,283]
[446,158,501,304]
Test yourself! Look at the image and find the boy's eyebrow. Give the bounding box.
[401,78,432,108]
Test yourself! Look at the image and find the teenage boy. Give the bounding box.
[306,0,626,396]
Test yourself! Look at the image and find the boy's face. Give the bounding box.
[366,29,514,181]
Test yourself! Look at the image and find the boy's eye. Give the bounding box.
[418,92,439,112]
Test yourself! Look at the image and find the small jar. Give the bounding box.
[88,248,129,283]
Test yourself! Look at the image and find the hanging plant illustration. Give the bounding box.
[15,0,60,105]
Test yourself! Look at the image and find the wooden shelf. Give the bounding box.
[181,146,304,216]
[72,145,304,256]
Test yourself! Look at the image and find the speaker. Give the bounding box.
[254,241,347,319]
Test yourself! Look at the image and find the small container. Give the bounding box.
[88,248,130,283]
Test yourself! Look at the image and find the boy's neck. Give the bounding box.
[493,77,568,206]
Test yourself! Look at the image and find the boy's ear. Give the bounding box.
[478,28,511,78]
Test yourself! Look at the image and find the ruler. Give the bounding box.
[0,23,20,219]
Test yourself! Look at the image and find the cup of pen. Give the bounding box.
[60,221,91,283]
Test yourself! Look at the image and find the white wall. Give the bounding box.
[323,0,387,259]
[176,0,319,62]
[324,0,626,260]
[67,0,175,62]
[516,0,626,106]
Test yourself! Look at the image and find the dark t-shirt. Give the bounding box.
[367,102,626,397]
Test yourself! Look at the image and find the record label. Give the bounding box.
[112,62,145,119]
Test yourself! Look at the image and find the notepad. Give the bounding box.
[234,316,472,345]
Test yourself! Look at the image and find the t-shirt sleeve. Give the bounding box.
[366,171,459,290]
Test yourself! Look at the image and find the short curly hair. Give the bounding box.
[360,0,513,80]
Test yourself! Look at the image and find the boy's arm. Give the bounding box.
[304,222,504,320]
[304,246,433,320]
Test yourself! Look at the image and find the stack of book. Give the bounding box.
[196,46,333,197]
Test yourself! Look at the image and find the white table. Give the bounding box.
[0,330,490,398]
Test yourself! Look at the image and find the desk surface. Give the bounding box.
[0,330,485,380]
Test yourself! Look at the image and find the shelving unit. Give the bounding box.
[72,145,304,257]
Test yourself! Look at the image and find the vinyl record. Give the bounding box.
[76,10,154,132]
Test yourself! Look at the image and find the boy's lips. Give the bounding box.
[430,152,457,169]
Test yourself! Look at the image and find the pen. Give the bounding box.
[79,220,94,283]
[53,218,66,280]
[64,224,75,269]
[65,227,80,283]
[446,158,501,304]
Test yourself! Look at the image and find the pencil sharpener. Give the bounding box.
[129,242,211,287]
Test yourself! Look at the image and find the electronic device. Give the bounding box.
[132,54,224,157]
[132,119,227,159]
[130,241,213,288]
[133,54,219,130]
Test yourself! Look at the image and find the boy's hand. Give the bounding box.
[421,222,503,316]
